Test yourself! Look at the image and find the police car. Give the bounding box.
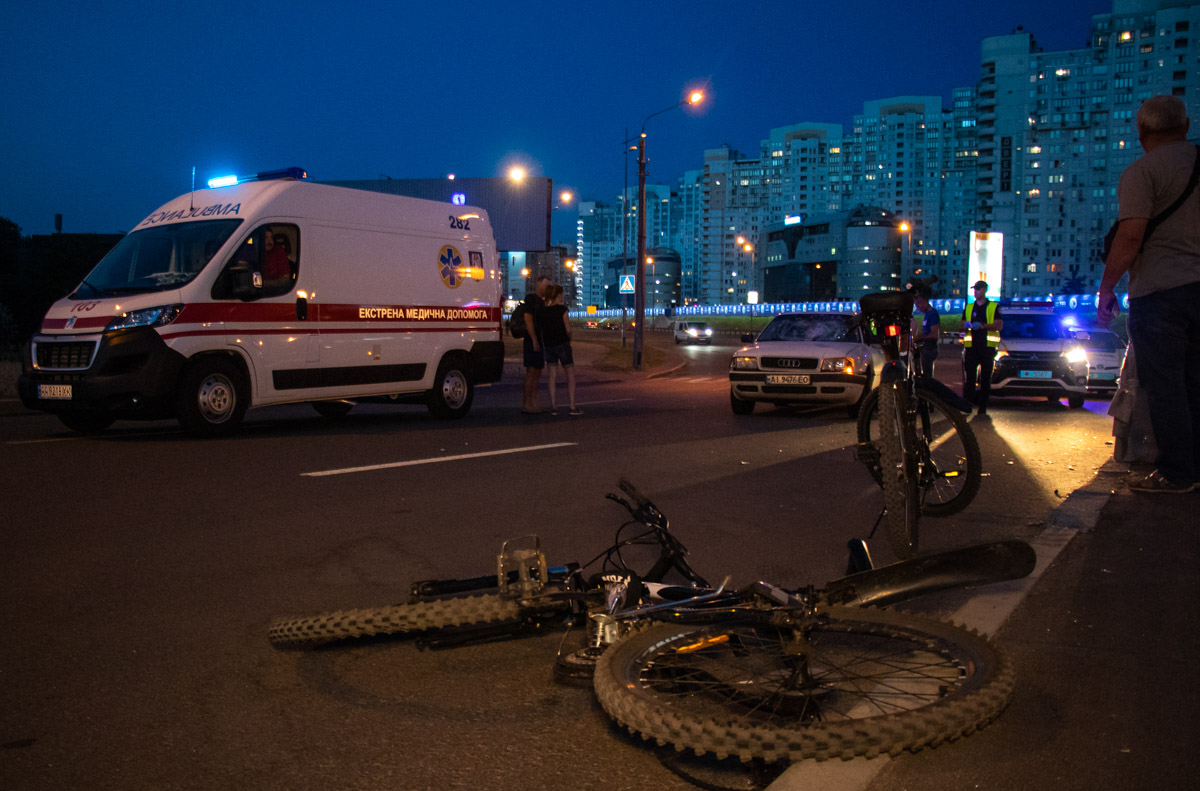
[729,312,883,417]
[1071,326,1128,395]
[988,303,1090,408]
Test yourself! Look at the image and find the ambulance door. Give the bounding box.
[308,225,429,398]
[212,222,317,401]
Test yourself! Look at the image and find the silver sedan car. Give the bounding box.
[729,312,883,418]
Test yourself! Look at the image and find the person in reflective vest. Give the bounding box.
[961,281,1003,415]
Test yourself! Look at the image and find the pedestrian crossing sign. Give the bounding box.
[619,275,635,294]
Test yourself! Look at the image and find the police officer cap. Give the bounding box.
[972,280,989,290]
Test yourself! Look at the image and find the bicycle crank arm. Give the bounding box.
[822,539,1037,608]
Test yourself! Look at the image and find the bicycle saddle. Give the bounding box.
[859,291,915,316]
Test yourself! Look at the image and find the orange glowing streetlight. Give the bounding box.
[630,86,707,369]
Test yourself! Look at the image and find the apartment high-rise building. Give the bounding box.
[579,1,1200,306]
[984,1,1200,297]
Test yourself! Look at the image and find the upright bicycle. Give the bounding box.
[855,288,982,558]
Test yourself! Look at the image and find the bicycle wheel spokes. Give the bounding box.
[634,623,967,725]
[912,391,982,515]
[595,609,1013,762]
[860,386,982,518]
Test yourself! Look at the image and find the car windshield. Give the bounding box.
[756,314,860,343]
[1000,314,1065,340]
[74,219,243,298]
[1080,331,1127,350]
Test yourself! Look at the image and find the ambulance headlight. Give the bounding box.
[106,304,184,331]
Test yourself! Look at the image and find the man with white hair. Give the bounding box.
[1098,95,1200,493]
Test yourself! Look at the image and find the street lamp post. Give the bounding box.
[899,221,912,281]
[632,90,703,370]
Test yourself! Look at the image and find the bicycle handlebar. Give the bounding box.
[619,477,651,510]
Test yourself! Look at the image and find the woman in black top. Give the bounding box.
[542,284,581,415]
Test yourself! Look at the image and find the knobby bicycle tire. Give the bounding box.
[878,383,920,558]
[268,593,523,648]
[858,386,983,517]
[594,607,1013,763]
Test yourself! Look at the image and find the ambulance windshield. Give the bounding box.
[74,219,243,298]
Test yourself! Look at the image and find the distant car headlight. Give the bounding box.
[731,356,759,370]
[820,357,855,374]
[1064,346,1088,364]
[687,328,699,336]
[106,304,184,331]
[703,328,713,336]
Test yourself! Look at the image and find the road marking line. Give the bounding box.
[301,442,578,477]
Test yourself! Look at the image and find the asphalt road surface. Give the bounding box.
[0,338,1118,790]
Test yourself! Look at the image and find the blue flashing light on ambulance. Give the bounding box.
[18,167,505,435]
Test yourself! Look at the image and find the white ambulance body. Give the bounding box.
[19,172,505,435]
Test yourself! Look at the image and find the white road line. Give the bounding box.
[301,442,578,477]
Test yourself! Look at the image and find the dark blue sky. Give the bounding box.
[2,0,1112,240]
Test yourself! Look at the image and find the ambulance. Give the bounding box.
[18,168,505,435]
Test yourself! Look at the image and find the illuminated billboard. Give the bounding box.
[968,231,1003,300]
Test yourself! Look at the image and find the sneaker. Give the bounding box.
[569,407,583,416]
[1128,470,1196,494]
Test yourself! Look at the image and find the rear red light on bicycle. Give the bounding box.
[885,324,901,337]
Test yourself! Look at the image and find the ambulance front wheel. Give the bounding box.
[176,356,249,436]
[427,356,473,419]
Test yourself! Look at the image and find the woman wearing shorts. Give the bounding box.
[541,284,581,415]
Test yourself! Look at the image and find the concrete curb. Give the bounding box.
[766,460,1124,791]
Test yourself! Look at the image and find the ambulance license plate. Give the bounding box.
[1018,370,1052,379]
[766,374,810,385]
[38,384,72,400]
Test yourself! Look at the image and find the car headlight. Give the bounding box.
[704,328,712,336]
[687,328,699,336]
[1064,346,1088,364]
[731,356,759,370]
[820,357,855,375]
[105,304,184,331]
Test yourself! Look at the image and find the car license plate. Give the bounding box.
[1092,372,1116,380]
[1018,370,1052,379]
[38,384,72,400]
[766,374,810,385]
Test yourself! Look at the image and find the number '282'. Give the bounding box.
[449,216,470,230]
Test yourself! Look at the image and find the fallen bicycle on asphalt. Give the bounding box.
[270,479,1035,762]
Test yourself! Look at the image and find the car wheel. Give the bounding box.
[1067,394,1085,409]
[176,356,249,437]
[730,390,755,415]
[426,355,473,419]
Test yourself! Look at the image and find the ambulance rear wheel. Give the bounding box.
[427,357,473,419]
[177,357,248,436]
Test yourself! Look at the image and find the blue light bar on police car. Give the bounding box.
[207,167,308,189]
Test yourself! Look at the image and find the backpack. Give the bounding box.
[507,302,528,338]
